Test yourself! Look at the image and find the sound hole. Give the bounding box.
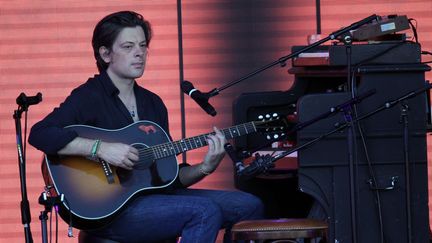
[132,143,153,170]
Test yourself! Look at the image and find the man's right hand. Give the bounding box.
[97,142,139,170]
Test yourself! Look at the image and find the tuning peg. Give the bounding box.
[258,115,264,120]
[265,114,271,119]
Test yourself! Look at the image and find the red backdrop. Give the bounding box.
[1,1,431,242]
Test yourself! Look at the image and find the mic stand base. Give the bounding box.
[39,210,49,243]
[38,192,65,243]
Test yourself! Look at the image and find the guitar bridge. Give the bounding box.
[99,159,115,184]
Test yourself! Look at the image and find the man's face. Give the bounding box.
[103,26,147,80]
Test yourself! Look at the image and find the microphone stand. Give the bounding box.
[243,84,429,242]
[217,15,375,241]
[342,100,359,243]
[39,191,65,243]
[234,89,376,167]
[13,102,34,243]
[205,14,378,98]
[341,30,359,243]
[257,83,432,182]
[400,102,412,243]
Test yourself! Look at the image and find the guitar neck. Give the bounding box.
[151,121,256,160]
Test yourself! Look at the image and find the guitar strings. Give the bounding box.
[139,122,256,157]
[133,122,257,165]
[138,122,255,157]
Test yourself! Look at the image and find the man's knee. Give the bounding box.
[239,192,265,219]
[195,198,224,226]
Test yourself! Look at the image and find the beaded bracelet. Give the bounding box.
[199,164,211,176]
[91,139,101,159]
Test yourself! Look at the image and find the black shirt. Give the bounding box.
[29,71,169,155]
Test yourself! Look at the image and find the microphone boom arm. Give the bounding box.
[230,83,431,179]
[269,83,432,167]
[232,89,376,163]
[208,14,378,97]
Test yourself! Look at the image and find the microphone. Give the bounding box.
[16,92,42,107]
[237,153,274,179]
[181,80,217,116]
[224,143,245,173]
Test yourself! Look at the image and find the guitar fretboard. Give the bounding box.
[147,121,256,160]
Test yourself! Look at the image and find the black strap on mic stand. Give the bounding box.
[13,92,42,243]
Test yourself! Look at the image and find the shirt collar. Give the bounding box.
[98,70,120,96]
[97,70,138,96]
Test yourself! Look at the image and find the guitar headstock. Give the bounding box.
[254,113,292,141]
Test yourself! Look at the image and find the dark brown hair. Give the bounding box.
[92,11,152,72]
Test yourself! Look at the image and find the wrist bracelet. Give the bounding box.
[91,139,101,159]
[199,164,211,176]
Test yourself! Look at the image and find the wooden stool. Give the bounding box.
[231,218,327,243]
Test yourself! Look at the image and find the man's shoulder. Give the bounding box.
[72,73,105,94]
[63,74,106,106]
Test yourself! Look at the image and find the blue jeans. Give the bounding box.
[89,188,264,243]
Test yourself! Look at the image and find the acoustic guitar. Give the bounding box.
[42,116,285,229]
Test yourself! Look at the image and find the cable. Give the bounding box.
[337,38,415,242]
[421,50,432,64]
[49,206,52,243]
[62,197,74,238]
[354,105,386,243]
[346,42,410,243]
[408,18,418,43]
[55,208,58,243]
[351,72,386,243]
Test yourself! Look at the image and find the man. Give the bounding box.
[29,11,263,243]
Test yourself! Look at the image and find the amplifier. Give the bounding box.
[292,42,421,67]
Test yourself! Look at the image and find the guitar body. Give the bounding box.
[41,116,282,229]
[43,121,179,229]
